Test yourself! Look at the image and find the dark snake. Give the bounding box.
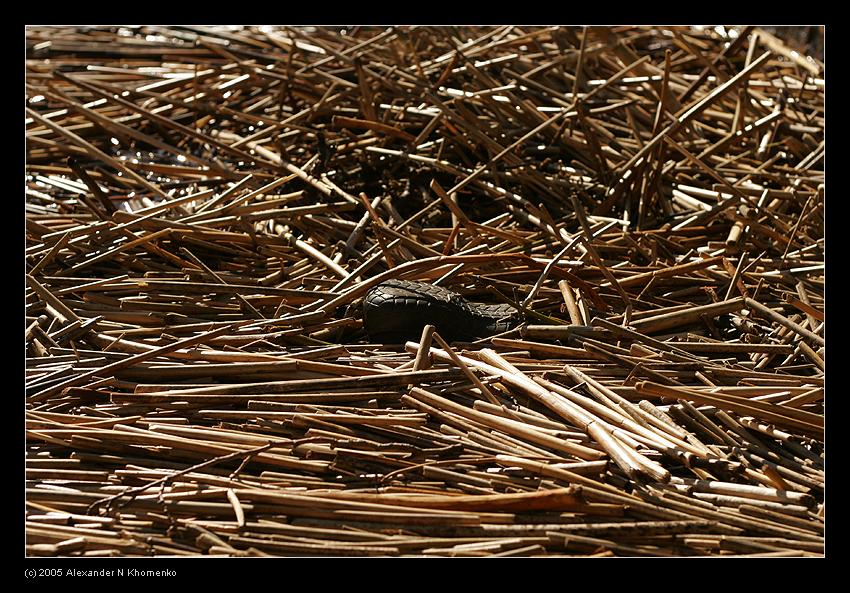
[363,279,519,343]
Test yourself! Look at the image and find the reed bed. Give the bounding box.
[25,25,824,557]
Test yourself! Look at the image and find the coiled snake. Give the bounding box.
[363,279,518,343]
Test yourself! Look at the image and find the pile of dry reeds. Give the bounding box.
[26,25,824,557]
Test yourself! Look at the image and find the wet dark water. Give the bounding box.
[762,26,824,62]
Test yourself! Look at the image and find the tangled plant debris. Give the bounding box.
[26,25,824,557]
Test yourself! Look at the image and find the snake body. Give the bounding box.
[363,279,518,343]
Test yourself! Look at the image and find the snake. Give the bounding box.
[363,279,519,343]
